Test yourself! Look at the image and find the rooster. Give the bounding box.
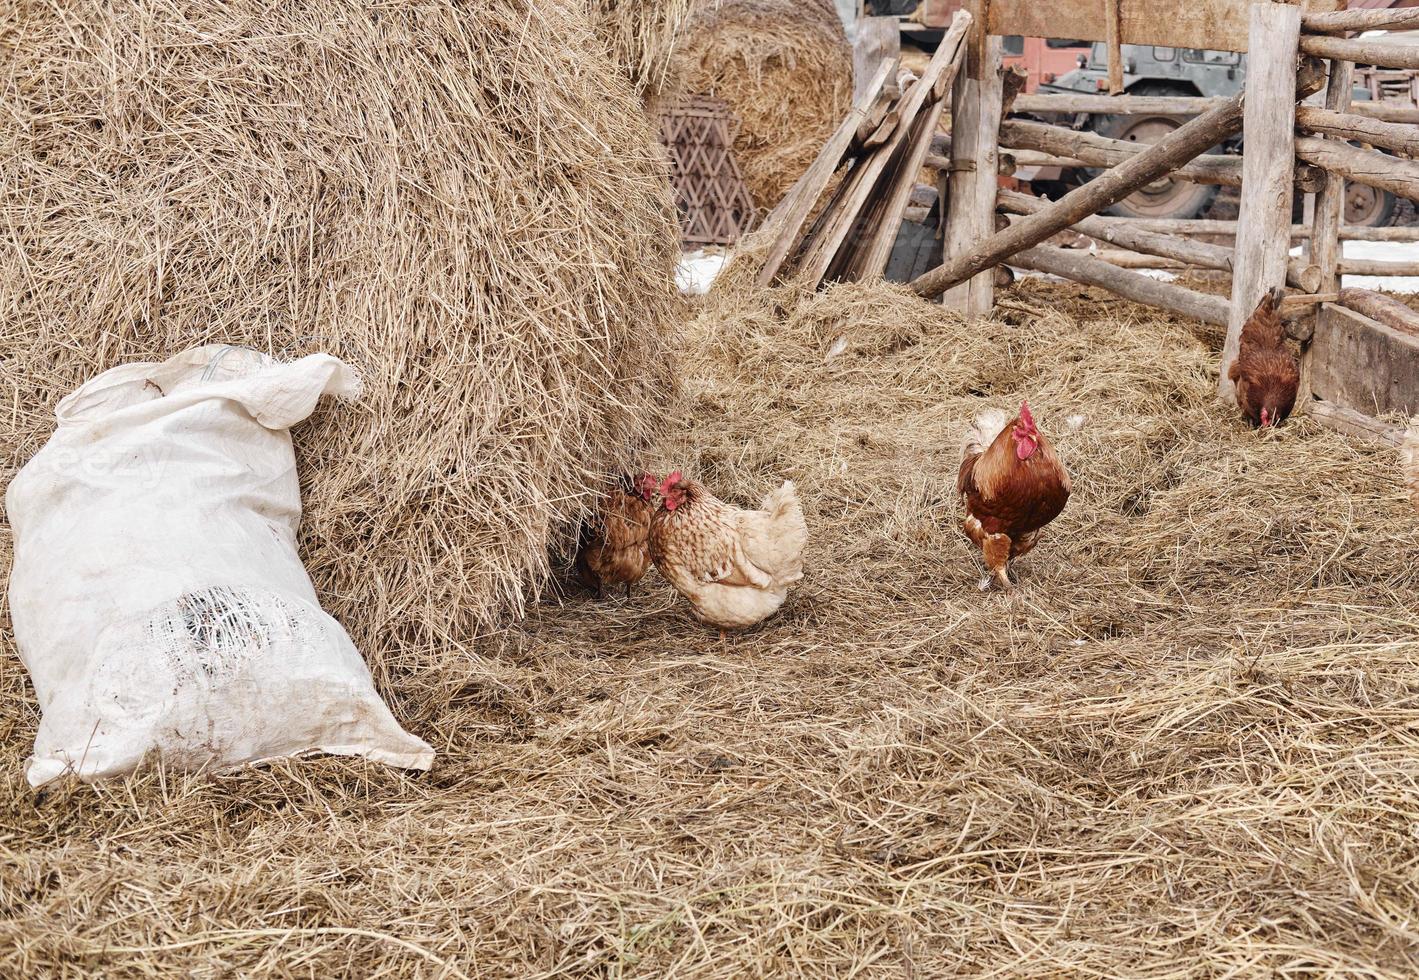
[574,473,656,599]
[1229,288,1299,428]
[649,472,807,631]
[958,401,1071,591]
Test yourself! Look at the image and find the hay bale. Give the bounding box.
[678,0,851,209]
[0,0,681,661]
[590,0,702,98]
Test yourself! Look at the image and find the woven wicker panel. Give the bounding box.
[660,95,758,246]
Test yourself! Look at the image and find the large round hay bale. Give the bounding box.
[596,0,851,211]
[0,1,680,662]
[678,0,851,209]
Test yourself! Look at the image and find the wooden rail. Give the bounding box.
[999,119,1242,185]
[1302,7,1419,34]
[1295,136,1419,204]
[1299,35,1419,71]
[1012,92,1419,124]
[1295,105,1419,158]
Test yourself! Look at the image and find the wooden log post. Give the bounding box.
[1309,60,1353,299]
[1220,2,1301,405]
[941,34,1005,315]
[912,92,1249,301]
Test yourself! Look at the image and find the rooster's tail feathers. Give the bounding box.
[962,408,1010,461]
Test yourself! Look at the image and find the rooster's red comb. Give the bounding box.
[1019,400,1035,429]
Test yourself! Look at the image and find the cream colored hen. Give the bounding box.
[649,472,807,631]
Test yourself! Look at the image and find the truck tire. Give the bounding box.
[1344,183,1398,228]
[868,0,918,13]
[1091,84,1221,220]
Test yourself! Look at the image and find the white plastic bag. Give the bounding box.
[6,345,433,786]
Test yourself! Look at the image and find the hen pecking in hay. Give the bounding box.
[958,402,1072,592]
[1230,288,1300,429]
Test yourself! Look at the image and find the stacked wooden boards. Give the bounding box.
[748,11,973,289]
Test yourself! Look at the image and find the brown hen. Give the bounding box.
[1229,288,1299,428]
[574,474,655,599]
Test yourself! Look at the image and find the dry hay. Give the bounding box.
[590,0,703,98]
[673,0,852,210]
[0,0,681,660]
[4,275,1419,975]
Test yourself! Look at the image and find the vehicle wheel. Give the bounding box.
[1344,183,1397,228]
[1091,86,1220,220]
[868,0,918,13]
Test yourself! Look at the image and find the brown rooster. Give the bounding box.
[574,474,656,599]
[1229,288,1299,428]
[958,401,1071,591]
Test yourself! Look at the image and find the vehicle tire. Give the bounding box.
[1344,182,1398,228]
[868,0,918,14]
[1091,84,1221,220]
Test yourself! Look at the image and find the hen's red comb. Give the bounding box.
[659,471,684,495]
[1019,400,1035,429]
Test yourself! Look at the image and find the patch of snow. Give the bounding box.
[1342,240,1419,294]
[675,249,726,296]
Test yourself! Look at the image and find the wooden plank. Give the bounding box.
[852,17,900,106]
[753,61,894,287]
[1338,288,1419,336]
[1310,303,1419,418]
[1221,2,1301,404]
[1012,92,1418,123]
[985,0,1340,54]
[796,15,974,285]
[1008,244,1231,325]
[1309,59,1353,297]
[1105,0,1124,94]
[1308,398,1406,445]
[1300,35,1419,71]
[1303,7,1419,34]
[912,85,1249,301]
[1295,136,1419,205]
[847,25,968,280]
[999,119,1243,185]
[942,34,1005,315]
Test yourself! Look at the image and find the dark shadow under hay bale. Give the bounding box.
[0,0,682,664]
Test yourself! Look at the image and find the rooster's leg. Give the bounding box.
[624,582,632,601]
[982,533,1014,592]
